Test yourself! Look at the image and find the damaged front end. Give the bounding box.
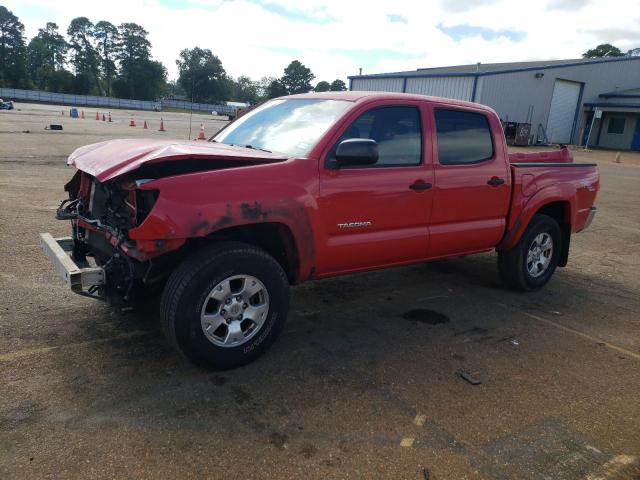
[40,139,291,301]
[44,171,170,300]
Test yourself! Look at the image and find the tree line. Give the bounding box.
[582,43,640,58]
[0,5,346,104]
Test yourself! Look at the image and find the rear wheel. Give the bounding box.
[498,214,562,291]
[160,241,289,369]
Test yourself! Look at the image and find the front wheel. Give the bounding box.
[498,214,562,291]
[160,241,289,369]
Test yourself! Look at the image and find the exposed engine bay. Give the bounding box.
[57,171,161,299]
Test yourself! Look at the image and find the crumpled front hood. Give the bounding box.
[68,138,288,182]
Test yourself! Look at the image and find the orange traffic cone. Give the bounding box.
[129,116,136,127]
[95,111,100,120]
[81,110,85,119]
[197,123,206,140]
[108,112,112,122]
[102,113,105,121]
[159,118,166,132]
[143,121,148,129]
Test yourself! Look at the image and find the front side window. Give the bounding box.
[435,109,494,165]
[332,106,422,166]
[607,117,626,135]
[214,99,352,157]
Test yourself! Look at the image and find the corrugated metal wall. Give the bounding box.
[351,76,474,100]
[476,59,640,143]
[405,76,474,100]
[350,78,404,92]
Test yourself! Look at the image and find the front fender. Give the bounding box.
[128,159,319,280]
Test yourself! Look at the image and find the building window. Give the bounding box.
[607,117,626,135]
[434,109,494,164]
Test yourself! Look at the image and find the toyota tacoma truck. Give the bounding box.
[40,92,599,369]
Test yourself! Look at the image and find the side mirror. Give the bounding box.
[334,138,378,167]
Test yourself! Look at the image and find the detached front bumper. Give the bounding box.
[39,233,105,299]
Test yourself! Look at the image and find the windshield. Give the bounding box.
[214,99,352,157]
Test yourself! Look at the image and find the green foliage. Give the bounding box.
[166,79,186,98]
[330,79,347,91]
[113,59,166,100]
[4,10,336,106]
[48,68,74,92]
[67,17,103,94]
[27,23,70,91]
[582,43,624,58]
[117,23,151,68]
[27,37,48,85]
[114,23,160,99]
[71,72,92,94]
[281,60,314,94]
[267,79,288,98]
[230,75,259,103]
[314,80,330,92]
[0,6,30,88]
[36,23,67,69]
[176,47,229,102]
[257,76,277,99]
[94,21,118,95]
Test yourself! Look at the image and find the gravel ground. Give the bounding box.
[1,103,639,479]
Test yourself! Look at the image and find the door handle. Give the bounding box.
[487,177,505,186]
[409,182,433,191]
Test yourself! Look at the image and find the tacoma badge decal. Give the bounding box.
[337,221,372,229]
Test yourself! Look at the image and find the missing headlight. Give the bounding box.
[136,189,159,225]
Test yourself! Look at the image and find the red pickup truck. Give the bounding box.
[40,92,599,368]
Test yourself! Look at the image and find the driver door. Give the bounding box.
[316,103,434,276]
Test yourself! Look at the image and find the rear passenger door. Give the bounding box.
[427,106,511,258]
[316,103,434,275]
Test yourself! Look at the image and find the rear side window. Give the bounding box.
[435,109,494,164]
[332,106,422,166]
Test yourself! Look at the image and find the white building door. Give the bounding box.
[547,80,581,144]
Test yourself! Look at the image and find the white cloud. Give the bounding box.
[11,0,640,84]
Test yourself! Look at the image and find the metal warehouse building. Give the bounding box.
[349,56,640,150]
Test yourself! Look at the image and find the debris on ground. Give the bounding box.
[459,371,482,385]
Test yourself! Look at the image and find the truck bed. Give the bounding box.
[501,153,599,250]
[508,147,574,164]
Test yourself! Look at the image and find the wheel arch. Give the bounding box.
[499,185,576,267]
[201,222,301,284]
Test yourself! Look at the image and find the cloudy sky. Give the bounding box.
[8,0,640,83]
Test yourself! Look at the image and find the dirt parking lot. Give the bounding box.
[1,102,639,479]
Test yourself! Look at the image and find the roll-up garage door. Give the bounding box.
[546,80,581,144]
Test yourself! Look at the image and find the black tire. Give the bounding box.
[160,241,289,369]
[498,214,562,291]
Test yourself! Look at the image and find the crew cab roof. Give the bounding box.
[284,90,496,113]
